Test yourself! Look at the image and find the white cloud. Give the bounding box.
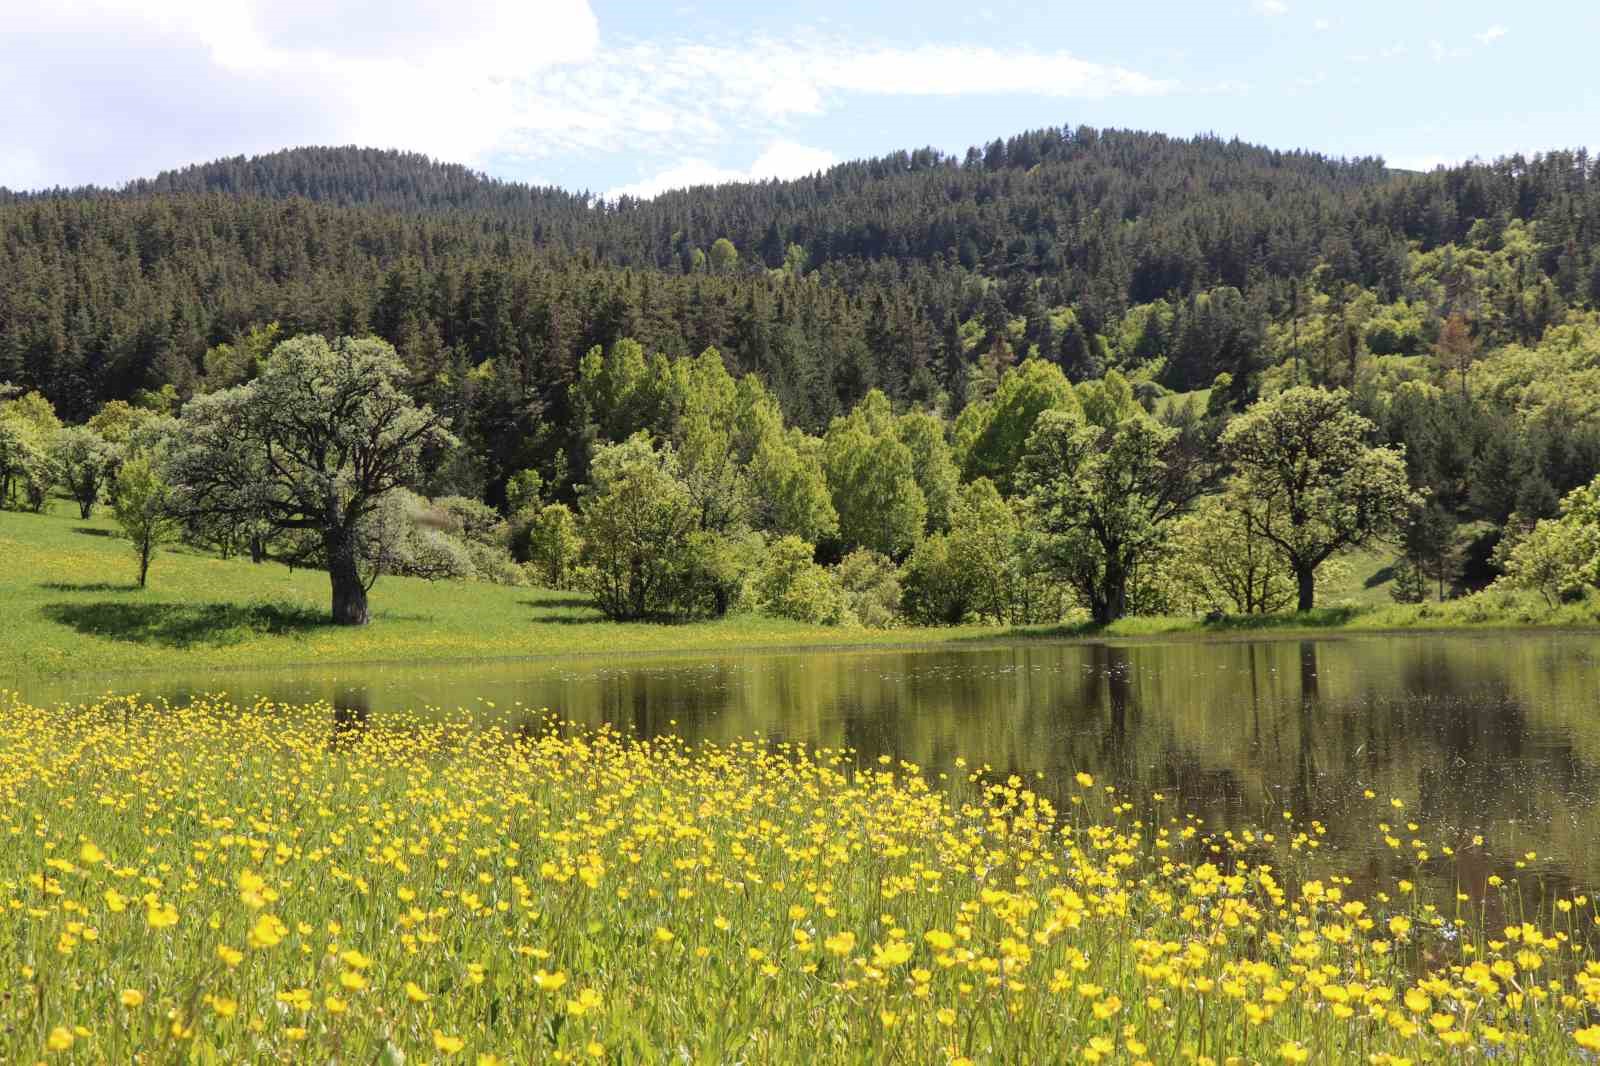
[604,141,837,201]
[1385,154,1458,172]
[1429,39,1471,62]
[1313,18,1331,31]
[1,0,599,186]
[0,3,1176,189]
[1253,0,1289,15]
[1475,25,1508,45]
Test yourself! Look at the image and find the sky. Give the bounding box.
[3,1,1596,199]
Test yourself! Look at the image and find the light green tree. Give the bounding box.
[574,433,698,620]
[823,392,926,557]
[522,502,581,589]
[956,358,1080,493]
[753,535,849,625]
[898,534,974,625]
[201,322,282,392]
[111,455,180,588]
[1166,495,1298,615]
[896,409,960,532]
[708,237,739,274]
[52,426,117,519]
[1220,386,1416,612]
[746,430,838,542]
[86,400,157,445]
[945,478,1063,625]
[835,549,902,628]
[1494,476,1600,605]
[504,468,544,514]
[0,414,49,510]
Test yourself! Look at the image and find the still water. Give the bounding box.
[22,631,1600,889]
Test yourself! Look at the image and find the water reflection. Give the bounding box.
[330,691,371,748]
[25,632,1600,890]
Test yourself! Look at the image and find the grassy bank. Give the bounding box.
[3,692,1598,1063]
[0,505,994,682]
[4,504,1598,684]
[995,590,1600,645]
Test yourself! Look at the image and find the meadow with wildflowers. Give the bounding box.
[3,690,1599,1064]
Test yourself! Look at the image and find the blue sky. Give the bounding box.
[3,0,1595,196]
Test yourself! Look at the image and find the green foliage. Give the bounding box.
[518,502,582,590]
[941,478,1063,625]
[85,400,156,445]
[575,434,699,621]
[957,359,1079,493]
[746,430,838,543]
[504,468,544,514]
[1495,476,1600,605]
[835,549,902,628]
[0,413,50,511]
[110,454,179,588]
[1221,387,1416,611]
[823,392,926,558]
[895,409,960,532]
[1389,561,1429,604]
[753,535,849,625]
[899,534,972,626]
[200,322,281,392]
[51,425,117,519]
[708,237,739,274]
[1020,406,1191,624]
[166,334,455,625]
[1166,495,1298,615]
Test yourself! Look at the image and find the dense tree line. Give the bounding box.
[6,126,1600,622]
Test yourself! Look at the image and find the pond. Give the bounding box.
[20,631,1600,894]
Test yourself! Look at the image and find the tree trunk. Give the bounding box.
[1092,559,1127,625]
[137,537,151,589]
[79,497,94,520]
[1295,565,1316,613]
[327,533,369,626]
[249,534,265,564]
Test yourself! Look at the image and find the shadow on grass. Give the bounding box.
[42,600,331,649]
[39,581,142,593]
[1365,564,1398,589]
[517,597,595,611]
[70,527,119,538]
[965,606,1366,644]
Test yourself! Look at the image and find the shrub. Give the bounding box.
[835,549,902,628]
[754,535,851,625]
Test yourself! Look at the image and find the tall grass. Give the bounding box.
[2,692,1596,1063]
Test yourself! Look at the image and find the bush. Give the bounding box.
[754,535,851,625]
[835,549,902,628]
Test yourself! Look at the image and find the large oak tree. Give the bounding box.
[166,335,453,625]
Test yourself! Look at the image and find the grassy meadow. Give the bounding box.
[5,502,1600,686]
[0,503,995,683]
[2,691,1599,1063]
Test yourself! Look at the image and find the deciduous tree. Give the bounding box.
[166,335,453,625]
[1221,387,1415,612]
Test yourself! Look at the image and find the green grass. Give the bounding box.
[5,501,1598,685]
[994,589,1600,644]
[0,503,996,682]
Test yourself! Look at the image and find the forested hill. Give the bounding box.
[3,125,1600,497]
[0,146,594,214]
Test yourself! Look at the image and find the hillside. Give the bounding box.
[2,126,1599,531]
